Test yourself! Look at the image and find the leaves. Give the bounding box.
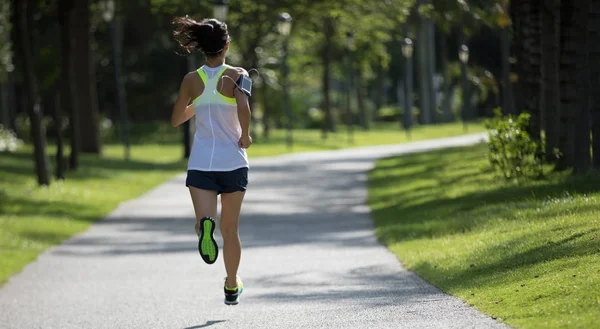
[0,0,13,82]
[484,109,546,181]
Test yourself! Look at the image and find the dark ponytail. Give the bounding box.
[172,16,229,57]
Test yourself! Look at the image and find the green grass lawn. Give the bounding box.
[112,120,485,157]
[0,121,482,286]
[368,143,600,329]
[245,121,484,156]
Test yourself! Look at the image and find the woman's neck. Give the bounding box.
[205,57,225,68]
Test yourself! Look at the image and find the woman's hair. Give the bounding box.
[172,16,229,57]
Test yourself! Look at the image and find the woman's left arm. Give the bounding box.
[171,73,195,127]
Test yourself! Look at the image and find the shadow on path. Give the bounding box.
[183,320,227,329]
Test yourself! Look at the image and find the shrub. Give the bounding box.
[0,124,23,153]
[484,108,545,181]
[305,107,325,129]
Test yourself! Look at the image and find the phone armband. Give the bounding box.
[236,75,253,97]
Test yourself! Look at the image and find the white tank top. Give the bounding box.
[187,64,249,172]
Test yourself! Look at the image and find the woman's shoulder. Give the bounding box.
[225,66,249,79]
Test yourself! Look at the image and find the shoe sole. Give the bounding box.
[198,217,218,264]
[224,286,243,305]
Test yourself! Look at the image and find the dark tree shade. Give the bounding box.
[72,0,102,154]
[574,0,592,174]
[557,0,577,170]
[58,0,79,171]
[541,0,561,163]
[525,0,542,142]
[14,0,51,186]
[590,0,600,169]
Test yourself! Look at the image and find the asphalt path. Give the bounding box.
[0,133,511,329]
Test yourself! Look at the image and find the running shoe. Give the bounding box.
[198,217,218,264]
[224,277,244,305]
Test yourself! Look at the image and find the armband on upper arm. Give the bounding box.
[235,75,253,97]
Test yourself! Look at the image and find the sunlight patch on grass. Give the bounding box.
[368,144,600,329]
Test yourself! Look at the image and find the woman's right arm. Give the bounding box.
[171,73,195,127]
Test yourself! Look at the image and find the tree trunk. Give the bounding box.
[373,60,385,122]
[52,89,65,180]
[58,0,79,170]
[3,78,17,132]
[111,11,130,161]
[247,56,259,141]
[0,83,8,126]
[356,66,369,130]
[459,29,470,125]
[72,0,101,154]
[418,16,431,125]
[321,16,335,135]
[524,0,543,142]
[510,0,526,115]
[14,0,51,186]
[14,84,26,137]
[557,0,577,170]
[427,20,437,123]
[541,0,561,163]
[574,0,592,174]
[440,34,453,122]
[590,0,600,169]
[261,82,270,139]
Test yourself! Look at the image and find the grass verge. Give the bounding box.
[367,143,600,329]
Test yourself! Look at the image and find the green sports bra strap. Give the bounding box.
[197,68,208,86]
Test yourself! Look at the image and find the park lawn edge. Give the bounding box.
[367,143,600,329]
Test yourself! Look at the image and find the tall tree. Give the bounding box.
[574,0,591,174]
[439,33,453,122]
[13,0,50,185]
[321,15,336,135]
[0,84,8,126]
[372,58,385,122]
[541,0,561,163]
[58,0,79,170]
[557,0,577,170]
[590,0,600,169]
[0,0,13,127]
[431,0,463,122]
[72,0,102,154]
[510,0,525,115]
[260,81,272,138]
[48,88,65,180]
[519,0,543,141]
[355,66,369,130]
[417,5,432,125]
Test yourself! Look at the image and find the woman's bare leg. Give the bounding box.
[188,187,218,235]
[220,191,245,288]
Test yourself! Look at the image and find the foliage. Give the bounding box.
[0,124,22,153]
[484,109,546,181]
[1,0,508,128]
[0,0,13,83]
[375,105,419,123]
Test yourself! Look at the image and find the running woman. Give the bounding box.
[170,16,252,306]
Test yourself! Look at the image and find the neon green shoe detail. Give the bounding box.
[224,277,243,305]
[198,217,218,264]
